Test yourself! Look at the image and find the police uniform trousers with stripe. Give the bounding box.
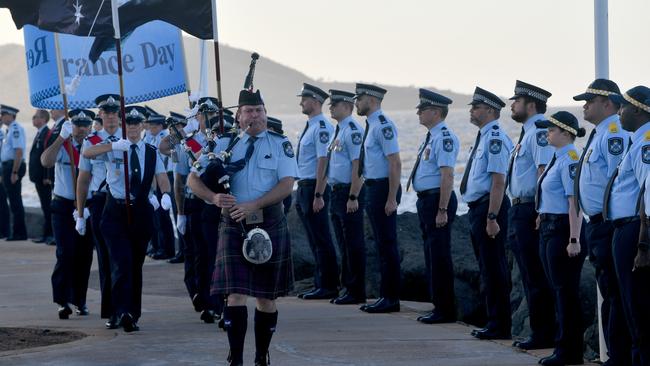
[585,216,632,365]
[538,214,587,359]
[1,160,27,238]
[508,202,555,342]
[364,178,402,300]
[51,196,95,308]
[211,204,293,300]
[612,218,650,366]
[88,192,114,319]
[201,203,225,313]
[467,195,511,332]
[295,180,339,291]
[329,184,366,300]
[416,190,458,317]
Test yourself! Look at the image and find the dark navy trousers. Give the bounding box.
[201,203,224,314]
[88,193,113,319]
[1,161,27,238]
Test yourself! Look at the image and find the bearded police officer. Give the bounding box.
[325,89,366,305]
[295,83,339,300]
[507,80,556,349]
[83,105,172,332]
[40,109,95,319]
[188,89,297,366]
[1,105,27,241]
[605,86,650,365]
[461,87,513,339]
[76,94,122,328]
[407,89,459,324]
[355,83,402,313]
[574,79,633,365]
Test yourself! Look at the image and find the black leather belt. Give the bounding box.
[416,188,440,198]
[92,191,107,198]
[298,179,316,187]
[52,194,73,202]
[331,183,351,191]
[612,216,640,228]
[467,194,490,209]
[511,196,535,206]
[539,213,568,221]
[221,202,283,221]
[588,214,604,224]
[184,193,196,199]
[111,197,138,205]
[364,178,388,186]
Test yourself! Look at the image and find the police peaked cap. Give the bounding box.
[417,88,453,109]
[510,80,552,103]
[469,87,506,109]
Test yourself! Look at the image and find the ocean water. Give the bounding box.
[18,106,586,214]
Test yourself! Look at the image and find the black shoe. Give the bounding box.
[513,337,554,350]
[105,315,119,329]
[6,236,27,241]
[360,298,383,312]
[301,288,338,300]
[471,327,488,336]
[76,305,89,316]
[152,252,172,260]
[58,305,73,319]
[167,255,184,264]
[200,310,215,323]
[363,298,400,313]
[31,237,47,243]
[332,294,365,305]
[297,288,317,299]
[472,327,511,340]
[417,311,455,324]
[539,352,583,365]
[191,294,203,312]
[47,238,56,246]
[254,352,270,366]
[119,313,139,332]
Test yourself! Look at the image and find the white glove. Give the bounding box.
[176,214,187,235]
[60,121,73,139]
[160,193,172,211]
[75,217,86,236]
[111,139,130,152]
[82,207,90,219]
[148,195,160,210]
[72,208,91,221]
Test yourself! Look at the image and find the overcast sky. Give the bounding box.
[1,0,648,106]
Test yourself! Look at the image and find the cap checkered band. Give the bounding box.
[473,95,502,109]
[300,88,325,103]
[332,95,355,103]
[420,97,448,107]
[585,88,618,97]
[356,88,385,99]
[548,116,577,136]
[514,87,549,102]
[623,93,650,113]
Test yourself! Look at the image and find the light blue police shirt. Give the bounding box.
[327,116,364,185]
[362,109,400,179]
[297,113,334,179]
[507,114,553,198]
[79,129,121,193]
[53,140,91,200]
[412,121,459,192]
[538,144,581,214]
[1,121,26,162]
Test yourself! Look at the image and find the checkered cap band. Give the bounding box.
[301,88,325,103]
[514,87,549,102]
[332,95,355,103]
[356,88,385,99]
[548,116,577,136]
[420,97,448,107]
[473,94,502,109]
[623,93,650,113]
[586,88,618,97]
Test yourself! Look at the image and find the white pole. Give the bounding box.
[199,40,209,98]
[594,1,609,362]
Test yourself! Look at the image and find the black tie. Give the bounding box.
[357,119,370,177]
[295,122,310,163]
[460,131,481,195]
[505,127,525,190]
[406,131,431,192]
[535,154,557,211]
[322,124,340,180]
[602,140,632,220]
[130,144,142,198]
[573,129,597,214]
[225,136,257,175]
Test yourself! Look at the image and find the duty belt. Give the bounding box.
[297,179,316,187]
[511,196,535,206]
[539,213,567,221]
[364,178,388,186]
[612,216,640,228]
[331,183,351,191]
[52,194,73,202]
[467,194,490,209]
[588,213,604,224]
[416,188,440,199]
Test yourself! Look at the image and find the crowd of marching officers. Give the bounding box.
[1,78,650,366]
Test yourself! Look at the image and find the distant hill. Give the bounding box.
[0,39,473,117]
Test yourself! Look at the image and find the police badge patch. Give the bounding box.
[568,163,578,179]
[643,145,650,164]
[443,138,454,152]
[351,132,362,145]
[536,131,549,147]
[382,127,394,140]
[282,141,295,158]
[607,137,624,156]
[13,130,19,138]
[319,131,330,144]
[489,139,502,154]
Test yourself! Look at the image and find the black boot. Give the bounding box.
[254,309,278,366]
[223,306,248,365]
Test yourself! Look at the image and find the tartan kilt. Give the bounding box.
[210,211,294,300]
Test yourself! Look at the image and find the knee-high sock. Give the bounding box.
[224,306,248,363]
[254,309,278,360]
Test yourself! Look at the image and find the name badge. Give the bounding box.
[246,209,264,225]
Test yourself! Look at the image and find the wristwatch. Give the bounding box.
[438,207,448,213]
[487,212,497,221]
[314,192,323,199]
[348,194,357,201]
[570,238,578,244]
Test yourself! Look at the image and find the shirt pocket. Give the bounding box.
[257,157,278,183]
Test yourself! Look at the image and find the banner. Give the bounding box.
[24,21,187,110]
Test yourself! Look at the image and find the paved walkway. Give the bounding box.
[0,239,564,365]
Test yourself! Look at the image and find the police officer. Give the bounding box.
[535,111,587,366]
[76,94,122,328]
[325,89,366,305]
[507,80,556,349]
[83,105,172,332]
[461,87,513,339]
[40,109,95,319]
[407,89,459,323]
[573,79,633,365]
[295,83,339,300]
[606,86,650,365]
[29,109,54,244]
[1,105,27,241]
[267,116,292,214]
[355,83,402,314]
[188,89,297,366]
[0,122,8,239]
[165,111,190,264]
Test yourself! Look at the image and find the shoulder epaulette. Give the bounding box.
[319,120,326,128]
[379,115,387,124]
[349,121,358,130]
[267,130,287,138]
[608,122,619,134]
[492,125,499,130]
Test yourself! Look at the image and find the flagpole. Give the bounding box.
[54,32,78,204]
[210,0,225,134]
[111,0,132,220]
[178,29,193,108]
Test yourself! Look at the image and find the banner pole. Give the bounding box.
[210,0,225,134]
[178,29,193,108]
